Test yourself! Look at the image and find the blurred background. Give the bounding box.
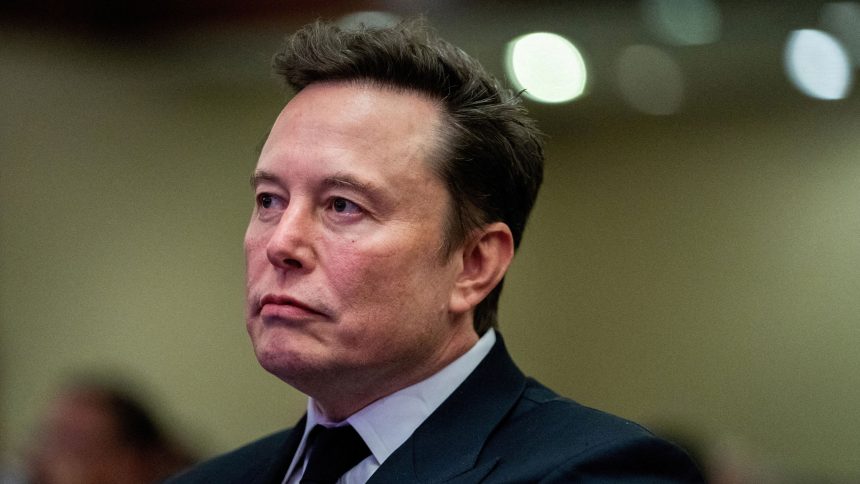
[2,0,858,482]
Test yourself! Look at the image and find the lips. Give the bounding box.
[258,294,326,319]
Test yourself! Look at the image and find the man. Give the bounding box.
[170,19,703,483]
[26,380,195,484]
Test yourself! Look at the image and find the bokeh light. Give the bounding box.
[641,0,722,46]
[338,11,401,30]
[785,29,853,100]
[505,32,587,104]
[820,2,860,65]
[616,45,685,115]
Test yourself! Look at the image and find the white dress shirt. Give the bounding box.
[283,329,497,484]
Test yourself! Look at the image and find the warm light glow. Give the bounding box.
[785,29,853,100]
[506,32,587,104]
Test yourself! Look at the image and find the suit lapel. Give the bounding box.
[257,415,308,484]
[368,334,526,483]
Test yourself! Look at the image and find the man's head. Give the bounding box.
[26,382,194,484]
[272,19,544,334]
[244,19,543,418]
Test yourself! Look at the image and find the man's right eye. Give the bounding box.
[258,193,274,208]
[256,193,285,214]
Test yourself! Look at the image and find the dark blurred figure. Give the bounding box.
[26,380,195,484]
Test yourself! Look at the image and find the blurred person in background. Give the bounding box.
[25,379,195,484]
[170,18,702,483]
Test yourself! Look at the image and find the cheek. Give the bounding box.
[244,225,265,256]
[327,240,447,315]
[243,233,272,322]
[244,233,268,275]
[327,247,381,294]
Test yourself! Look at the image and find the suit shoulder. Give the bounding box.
[514,378,654,441]
[164,429,293,483]
[486,378,703,481]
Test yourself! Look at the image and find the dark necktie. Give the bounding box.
[300,424,371,484]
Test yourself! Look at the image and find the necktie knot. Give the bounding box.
[300,424,371,484]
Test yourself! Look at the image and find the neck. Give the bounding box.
[311,326,480,421]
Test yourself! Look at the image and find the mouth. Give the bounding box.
[257,294,327,320]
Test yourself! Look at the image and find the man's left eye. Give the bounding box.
[331,197,362,214]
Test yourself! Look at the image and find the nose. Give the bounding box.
[265,203,316,272]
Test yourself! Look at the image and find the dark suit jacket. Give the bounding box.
[168,336,703,483]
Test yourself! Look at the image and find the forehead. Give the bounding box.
[263,81,443,165]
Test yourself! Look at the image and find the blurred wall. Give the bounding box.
[505,109,860,479]
[2,3,859,481]
[0,24,303,468]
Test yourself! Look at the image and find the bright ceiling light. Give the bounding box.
[785,29,853,100]
[506,32,587,104]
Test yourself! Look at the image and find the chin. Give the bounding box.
[252,334,319,383]
[256,348,305,384]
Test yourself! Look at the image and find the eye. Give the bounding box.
[255,192,286,217]
[258,193,274,209]
[330,197,362,215]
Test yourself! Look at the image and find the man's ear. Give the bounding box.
[449,222,515,315]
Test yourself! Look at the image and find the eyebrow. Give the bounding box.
[322,173,390,206]
[322,173,377,192]
[249,169,278,188]
[249,170,391,206]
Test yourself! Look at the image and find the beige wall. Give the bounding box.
[505,111,860,478]
[2,23,859,481]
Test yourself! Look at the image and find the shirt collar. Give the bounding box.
[301,329,496,467]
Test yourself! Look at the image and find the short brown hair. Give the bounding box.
[273,19,544,334]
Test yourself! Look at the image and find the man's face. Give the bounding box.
[244,82,475,403]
